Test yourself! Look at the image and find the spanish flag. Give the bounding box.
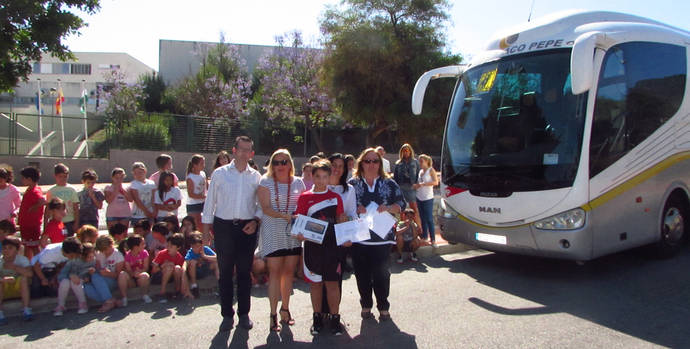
[55,87,64,115]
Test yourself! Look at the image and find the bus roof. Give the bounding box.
[472,10,690,65]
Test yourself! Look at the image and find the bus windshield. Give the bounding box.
[443,49,587,194]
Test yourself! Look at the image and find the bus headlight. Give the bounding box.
[439,199,460,218]
[532,208,585,230]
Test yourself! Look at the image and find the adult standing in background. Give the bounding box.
[256,149,305,332]
[348,148,405,321]
[202,136,262,332]
[376,146,391,175]
[394,144,422,232]
[414,154,439,245]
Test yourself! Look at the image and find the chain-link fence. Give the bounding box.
[2,111,434,159]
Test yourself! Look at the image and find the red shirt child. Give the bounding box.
[43,219,66,244]
[19,185,45,246]
[153,249,184,267]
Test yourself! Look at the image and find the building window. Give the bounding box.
[70,63,92,75]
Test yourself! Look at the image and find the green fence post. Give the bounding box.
[186,115,194,152]
[9,112,17,155]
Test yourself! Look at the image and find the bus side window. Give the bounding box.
[590,42,687,178]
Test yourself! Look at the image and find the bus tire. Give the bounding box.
[655,194,689,257]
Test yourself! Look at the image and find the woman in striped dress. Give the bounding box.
[256,149,306,332]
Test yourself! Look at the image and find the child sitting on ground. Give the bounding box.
[147,222,168,258]
[31,238,76,299]
[0,220,17,251]
[94,235,125,310]
[41,198,68,246]
[0,236,33,324]
[18,167,45,259]
[119,234,152,305]
[151,233,190,302]
[108,223,128,255]
[395,208,421,263]
[184,231,218,298]
[54,242,95,316]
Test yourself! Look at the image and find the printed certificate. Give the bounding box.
[290,214,328,244]
[334,218,371,245]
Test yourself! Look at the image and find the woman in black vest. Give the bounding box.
[348,148,406,321]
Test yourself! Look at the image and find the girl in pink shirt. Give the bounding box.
[0,167,22,224]
[105,168,132,228]
[118,234,152,305]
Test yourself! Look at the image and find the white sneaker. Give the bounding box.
[411,253,419,262]
[78,307,88,314]
[142,294,152,304]
[396,256,403,264]
[121,297,128,307]
[53,306,64,317]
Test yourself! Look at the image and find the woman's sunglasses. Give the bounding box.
[272,159,290,166]
[362,159,380,164]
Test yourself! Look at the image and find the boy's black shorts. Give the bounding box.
[303,240,342,282]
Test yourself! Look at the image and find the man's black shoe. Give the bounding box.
[239,314,254,330]
[219,316,234,332]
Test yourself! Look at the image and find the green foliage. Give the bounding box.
[139,72,167,113]
[117,116,171,150]
[103,70,143,130]
[320,0,461,149]
[0,0,101,92]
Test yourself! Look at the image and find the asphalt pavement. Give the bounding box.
[2,246,689,348]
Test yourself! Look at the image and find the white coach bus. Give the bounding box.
[412,11,690,260]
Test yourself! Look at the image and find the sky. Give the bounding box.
[63,0,690,71]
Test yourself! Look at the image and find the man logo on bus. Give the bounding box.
[479,206,501,214]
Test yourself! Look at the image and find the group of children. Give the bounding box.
[0,153,219,323]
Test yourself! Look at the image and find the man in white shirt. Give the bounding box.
[376,146,391,175]
[202,135,262,332]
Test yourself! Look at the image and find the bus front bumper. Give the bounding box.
[438,215,593,261]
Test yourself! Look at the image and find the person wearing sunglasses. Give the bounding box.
[256,149,306,332]
[347,148,406,322]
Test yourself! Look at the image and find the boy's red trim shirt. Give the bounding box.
[153,249,184,266]
[19,186,44,228]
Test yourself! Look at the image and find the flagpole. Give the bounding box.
[81,79,89,157]
[58,79,65,157]
[37,78,44,155]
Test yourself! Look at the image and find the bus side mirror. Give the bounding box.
[570,32,603,95]
[412,66,464,115]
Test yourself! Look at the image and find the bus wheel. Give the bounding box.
[656,195,688,257]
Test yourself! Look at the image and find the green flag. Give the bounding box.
[79,89,88,114]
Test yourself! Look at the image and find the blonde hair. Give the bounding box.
[418,154,433,168]
[95,234,115,252]
[354,148,388,179]
[397,143,416,164]
[264,148,295,179]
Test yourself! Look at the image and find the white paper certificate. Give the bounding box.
[361,202,397,239]
[290,214,328,244]
[334,218,371,245]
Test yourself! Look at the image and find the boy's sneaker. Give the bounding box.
[78,302,89,314]
[411,253,419,262]
[396,255,404,264]
[142,294,152,304]
[310,312,323,335]
[331,314,344,336]
[190,285,200,298]
[53,305,65,317]
[120,297,128,307]
[23,308,33,321]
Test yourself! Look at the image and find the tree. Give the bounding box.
[167,37,250,119]
[0,0,101,92]
[320,0,461,149]
[139,72,167,113]
[103,70,142,130]
[251,31,340,152]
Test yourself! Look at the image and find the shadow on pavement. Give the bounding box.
[424,247,690,348]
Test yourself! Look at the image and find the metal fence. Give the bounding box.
[1,112,104,158]
[1,111,423,159]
